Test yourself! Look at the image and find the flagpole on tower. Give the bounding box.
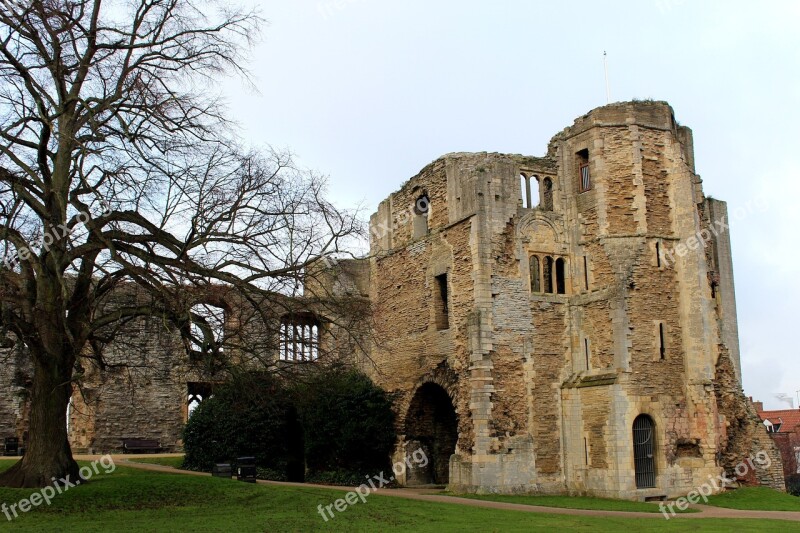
[603,51,611,104]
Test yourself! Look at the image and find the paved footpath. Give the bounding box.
[86,455,800,522]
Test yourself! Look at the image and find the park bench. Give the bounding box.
[121,438,163,454]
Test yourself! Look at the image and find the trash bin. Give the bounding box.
[212,463,232,478]
[236,457,256,483]
[3,437,18,457]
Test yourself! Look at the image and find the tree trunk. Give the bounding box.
[0,353,80,488]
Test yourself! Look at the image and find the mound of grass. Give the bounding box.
[704,486,800,511]
[446,492,696,513]
[0,460,255,514]
[0,461,792,532]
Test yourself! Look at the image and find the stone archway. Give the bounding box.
[404,382,458,485]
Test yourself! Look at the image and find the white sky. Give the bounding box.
[218,0,800,410]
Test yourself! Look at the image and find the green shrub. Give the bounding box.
[182,367,396,484]
[293,365,396,480]
[182,372,303,480]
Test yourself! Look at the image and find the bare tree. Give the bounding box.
[0,0,361,487]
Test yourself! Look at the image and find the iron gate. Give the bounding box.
[633,415,656,489]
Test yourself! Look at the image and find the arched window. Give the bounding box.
[520,174,541,209]
[555,258,566,295]
[531,175,540,208]
[280,313,321,362]
[188,396,202,418]
[542,177,553,211]
[520,174,530,208]
[633,415,657,489]
[190,303,226,353]
[187,382,213,420]
[543,256,554,294]
[530,256,541,292]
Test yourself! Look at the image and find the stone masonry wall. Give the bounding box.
[1,100,770,501]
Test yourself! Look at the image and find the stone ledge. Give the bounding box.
[562,373,618,389]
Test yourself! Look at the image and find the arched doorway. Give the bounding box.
[633,414,656,489]
[405,383,458,485]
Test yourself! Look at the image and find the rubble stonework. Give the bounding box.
[360,101,784,498]
[0,101,783,500]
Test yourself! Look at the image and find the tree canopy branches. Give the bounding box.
[0,0,363,365]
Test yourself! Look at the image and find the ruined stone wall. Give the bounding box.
[714,349,785,490]
[528,300,567,475]
[370,103,724,497]
[65,283,364,453]
[0,276,359,454]
[68,312,215,453]
[367,156,476,458]
[0,342,31,444]
[771,433,799,480]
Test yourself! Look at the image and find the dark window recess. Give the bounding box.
[530,256,541,292]
[584,338,590,370]
[543,256,554,294]
[542,177,553,211]
[435,274,450,330]
[555,258,566,295]
[584,437,589,465]
[633,415,657,489]
[577,149,591,192]
[583,256,590,290]
[658,323,666,360]
[656,241,662,267]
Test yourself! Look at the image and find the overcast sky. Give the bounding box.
[218,0,799,410]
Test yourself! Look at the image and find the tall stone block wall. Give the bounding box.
[0,343,31,444]
[68,315,216,453]
[368,101,782,499]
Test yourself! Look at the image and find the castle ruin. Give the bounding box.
[0,101,784,500]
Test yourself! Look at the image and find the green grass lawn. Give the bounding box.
[125,456,185,469]
[0,459,797,532]
[704,487,800,511]
[445,492,696,513]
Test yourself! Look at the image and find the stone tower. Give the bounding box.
[364,100,782,498]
